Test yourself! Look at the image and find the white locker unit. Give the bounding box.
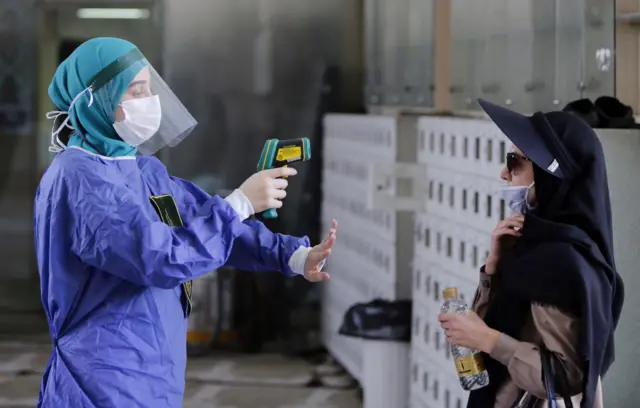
[321,188,396,241]
[410,347,468,408]
[418,118,507,179]
[409,349,430,408]
[411,116,509,408]
[321,113,416,383]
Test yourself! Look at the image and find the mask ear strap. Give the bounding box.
[46,87,94,153]
[47,111,72,153]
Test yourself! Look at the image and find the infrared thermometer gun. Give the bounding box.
[256,137,312,219]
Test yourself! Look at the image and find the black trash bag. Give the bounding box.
[594,96,639,129]
[562,98,600,128]
[338,299,412,342]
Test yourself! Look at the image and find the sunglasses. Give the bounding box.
[506,152,531,173]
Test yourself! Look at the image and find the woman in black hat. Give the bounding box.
[439,100,624,408]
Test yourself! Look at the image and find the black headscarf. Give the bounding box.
[467,112,624,408]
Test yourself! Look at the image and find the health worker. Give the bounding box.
[35,37,338,408]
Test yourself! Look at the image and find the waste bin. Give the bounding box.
[339,299,412,408]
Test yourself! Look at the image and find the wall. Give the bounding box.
[0,0,43,333]
[597,129,640,407]
[161,0,364,235]
[365,0,615,114]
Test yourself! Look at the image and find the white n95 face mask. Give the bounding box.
[113,95,162,147]
[501,182,535,215]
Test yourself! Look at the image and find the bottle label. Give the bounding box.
[455,354,485,377]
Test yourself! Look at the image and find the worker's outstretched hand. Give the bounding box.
[303,219,338,282]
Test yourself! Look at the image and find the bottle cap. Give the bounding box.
[442,287,458,299]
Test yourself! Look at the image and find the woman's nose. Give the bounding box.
[500,166,510,182]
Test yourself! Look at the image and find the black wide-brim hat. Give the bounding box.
[478,99,581,180]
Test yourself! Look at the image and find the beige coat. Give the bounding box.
[473,270,604,408]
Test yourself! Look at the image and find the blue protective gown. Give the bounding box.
[35,146,309,407]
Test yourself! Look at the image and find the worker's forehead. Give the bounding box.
[131,67,151,84]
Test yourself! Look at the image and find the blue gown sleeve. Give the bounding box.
[171,177,310,276]
[70,171,248,289]
[225,219,310,277]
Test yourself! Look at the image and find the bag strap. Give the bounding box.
[540,347,559,408]
[541,347,574,408]
[511,347,575,408]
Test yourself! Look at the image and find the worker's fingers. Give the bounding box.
[322,219,338,246]
[270,178,289,190]
[321,230,337,250]
[307,271,330,282]
[310,248,331,264]
[267,198,283,209]
[270,188,287,200]
[263,167,297,179]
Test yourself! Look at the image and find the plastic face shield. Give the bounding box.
[91,48,197,155]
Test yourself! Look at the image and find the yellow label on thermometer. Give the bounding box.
[454,354,485,377]
[276,145,302,162]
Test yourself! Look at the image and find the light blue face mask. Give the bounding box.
[501,182,535,215]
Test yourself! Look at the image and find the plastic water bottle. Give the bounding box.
[441,287,490,391]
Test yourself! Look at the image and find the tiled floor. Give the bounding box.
[0,337,361,408]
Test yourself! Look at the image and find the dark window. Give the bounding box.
[473,246,478,268]
[487,139,493,162]
[449,186,455,207]
[474,192,479,213]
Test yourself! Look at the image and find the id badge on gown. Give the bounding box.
[149,194,193,317]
